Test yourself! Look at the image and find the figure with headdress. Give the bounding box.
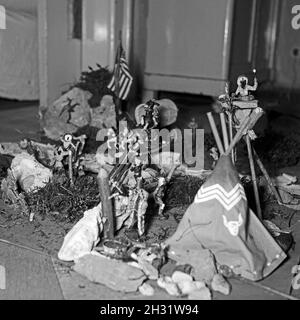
[234,70,258,101]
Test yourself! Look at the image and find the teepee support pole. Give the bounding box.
[225,115,251,156]
[207,112,225,155]
[246,134,262,220]
[253,148,283,204]
[220,113,229,150]
[227,113,235,162]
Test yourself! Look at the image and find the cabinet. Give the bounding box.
[140,0,281,98]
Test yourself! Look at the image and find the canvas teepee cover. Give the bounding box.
[166,155,286,281]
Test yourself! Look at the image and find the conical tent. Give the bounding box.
[166,155,286,281]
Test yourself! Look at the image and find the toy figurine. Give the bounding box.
[187,117,198,130]
[60,133,86,158]
[123,158,149,237]
[153,176,167,217]
[234,69,258,101]
[58,133,87,185]
[104,102,177,238]
[153,163,179,219]
[140,99,160,130]
[210,147,219,169]
[107,128,117,150]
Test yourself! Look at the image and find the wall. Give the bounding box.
[81,0,115,70]
[39,0,122,108]
[275,0,300,90]
[142,0,234,97]
[0,0,39,100]
[39,0,81,109]
[0,0,37,14]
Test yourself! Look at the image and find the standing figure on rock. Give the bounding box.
[234,70,258,101]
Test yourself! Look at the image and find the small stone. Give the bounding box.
[10,153,53,193]
[172,271,193,284]
[177,280,206,295]
[211,274,231,295]
[166,247,217,283]
[157,276,181,296]
[292,273,300,290]
[174,264,193,275]
[90,95,116,129]
[177,281,194,295]
[73,254,146,293]
[42,87,92,140]
[195,281,206,289]
[188,286,211,300]
[139,283,155,296]
[137,258,159,280]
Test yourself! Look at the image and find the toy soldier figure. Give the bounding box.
[107,128,117,150]
[153,176,168,219]
[140,100,160,130]
[127,158,143,189]
[125,158,149,237]
[58,133,86,184]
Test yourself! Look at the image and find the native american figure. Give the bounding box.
[234,74,258,101]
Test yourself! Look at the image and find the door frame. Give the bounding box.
[37,0,48,111]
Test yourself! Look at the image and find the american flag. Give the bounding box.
[107,45,133,100]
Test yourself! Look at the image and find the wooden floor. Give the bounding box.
[0,240,64,300]
[0,99,40,142]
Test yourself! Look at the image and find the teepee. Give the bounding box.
[166,111,286,281]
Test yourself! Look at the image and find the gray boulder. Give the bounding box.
[42,88,92,140]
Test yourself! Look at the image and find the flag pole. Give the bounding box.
[114,31,123,129]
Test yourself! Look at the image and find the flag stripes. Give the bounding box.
[194,183,247,211]
[107,51,133,100]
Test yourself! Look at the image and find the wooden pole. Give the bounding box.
[207,112,225,155]
[114,31,123,126]
[68,150,73,186]
[226,107,264,158]
[227,112,235,163]
[225,115,251,156]
[252,148,283,204]
[220,113,229,150]
[246,134,262,220]
[97,168,114,239]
